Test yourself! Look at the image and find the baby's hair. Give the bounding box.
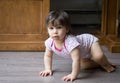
[46,10,72,35]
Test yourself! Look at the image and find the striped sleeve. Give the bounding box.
[45,38,52,51]
[66,36,80,53]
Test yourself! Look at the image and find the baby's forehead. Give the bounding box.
[48,21,62,27]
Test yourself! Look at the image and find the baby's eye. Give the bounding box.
[48,27,54,30]
[57,26,62,29]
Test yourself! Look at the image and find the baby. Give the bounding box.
[39,10,116,82]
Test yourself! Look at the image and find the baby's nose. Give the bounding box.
[53,29,57,33]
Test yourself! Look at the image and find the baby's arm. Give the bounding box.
[62,47,80,81]
[39,48,53,77]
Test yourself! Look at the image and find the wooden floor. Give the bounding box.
[0,46,120,83]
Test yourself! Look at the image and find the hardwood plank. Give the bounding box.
[0,47,120,83]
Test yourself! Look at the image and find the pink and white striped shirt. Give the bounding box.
[45,34,98,58]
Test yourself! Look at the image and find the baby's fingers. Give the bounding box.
[39,72,46,77]
[62,76,73,82]
[49,71,52,76]
[39,71,52,77]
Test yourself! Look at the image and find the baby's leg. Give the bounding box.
[81,58,100,70]
[90,42,115,72]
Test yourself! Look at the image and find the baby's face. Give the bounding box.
[47,23,68,41]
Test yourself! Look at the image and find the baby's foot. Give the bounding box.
[111,64,116,68]
[102,64,116,73]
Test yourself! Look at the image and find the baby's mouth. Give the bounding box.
[52,36,59,39]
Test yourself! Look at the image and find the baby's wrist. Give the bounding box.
[45,69,52,71]
[71,73,78,79]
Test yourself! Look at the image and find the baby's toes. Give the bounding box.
[107,66,115,73]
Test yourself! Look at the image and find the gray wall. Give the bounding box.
[51,0,102,10]
[50,0,102,34]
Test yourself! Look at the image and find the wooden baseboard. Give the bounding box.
[0,34,119,53]
[93,31,106,45]
[105,35,120,53]
[0,41,45,51]
[0,34,48,51]
[94,32,120,53]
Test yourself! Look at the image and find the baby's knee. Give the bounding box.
[80,63,87,69]
[80,59,91,69]
[92,52,104,61]
[80,64,90,70]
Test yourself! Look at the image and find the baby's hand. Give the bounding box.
[39,70,52,77]
[62,74,76,82]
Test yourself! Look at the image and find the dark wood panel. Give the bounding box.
[0,0,42,34]
[0,0,50,51]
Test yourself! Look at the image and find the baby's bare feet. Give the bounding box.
[102,64,116,72]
